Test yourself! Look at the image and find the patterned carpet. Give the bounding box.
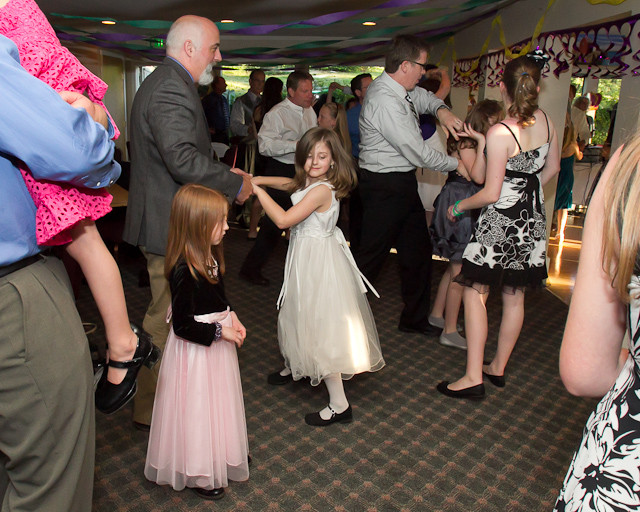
[77,225,598,512]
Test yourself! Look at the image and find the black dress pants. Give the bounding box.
[347,164,363,252]
[240,158,294,277]
[354,169,433,329]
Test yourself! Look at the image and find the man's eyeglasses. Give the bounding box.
[407,60,429,71]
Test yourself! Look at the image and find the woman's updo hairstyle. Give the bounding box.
[502,55,541,127]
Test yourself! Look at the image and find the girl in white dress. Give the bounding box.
[251,127,385,426]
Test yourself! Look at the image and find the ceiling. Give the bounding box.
[37,0,522,66]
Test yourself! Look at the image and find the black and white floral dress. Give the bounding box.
[458,113,550,290]
[555,275,640,511]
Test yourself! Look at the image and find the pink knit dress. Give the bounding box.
[0,0,117,245]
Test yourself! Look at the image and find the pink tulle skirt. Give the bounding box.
[145,308,249,491]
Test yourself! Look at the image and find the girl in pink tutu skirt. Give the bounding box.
[0,0,159,414]
[145,184,249,501]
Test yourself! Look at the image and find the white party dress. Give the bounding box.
[277,181,385,386]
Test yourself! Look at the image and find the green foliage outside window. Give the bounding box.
[569,76,620,146]
[222,64,383,106]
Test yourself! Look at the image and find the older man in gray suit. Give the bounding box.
[124,15,252,430]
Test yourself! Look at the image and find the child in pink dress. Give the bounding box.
[145,184,249,501]
[0,0,157,413]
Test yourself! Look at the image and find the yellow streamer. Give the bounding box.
[500,0,556,59]
[586,0,626,4]
[436,37,455,67]
[446,0,556,80]
[450,16,501,78]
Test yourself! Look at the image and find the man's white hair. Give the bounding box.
[166,16,203,57]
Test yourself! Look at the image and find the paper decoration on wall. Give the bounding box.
[452,13,640,88]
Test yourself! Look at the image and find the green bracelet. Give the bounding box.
[452,200,464,217]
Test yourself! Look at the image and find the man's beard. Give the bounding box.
[198,63,214,86]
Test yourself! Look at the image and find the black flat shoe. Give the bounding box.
[398,322,440,337]
[193,487,225,500]
[267,370,293,385]
[95,324,161,414]
[239,270,270,286]
[436,381,485,400]
[483,371,506,387]
[305,405,353,426]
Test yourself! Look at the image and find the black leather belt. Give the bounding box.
[0,254,42,279]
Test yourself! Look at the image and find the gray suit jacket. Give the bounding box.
[123,57,242,255]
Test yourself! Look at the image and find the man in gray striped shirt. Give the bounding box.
[355,34,467,337]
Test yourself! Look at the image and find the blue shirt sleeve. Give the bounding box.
[0,35,120,189]
[0,35,121,266]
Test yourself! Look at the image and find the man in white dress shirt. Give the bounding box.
[571,96,591,151]
[239,70,317,286]
[355,34,467,337]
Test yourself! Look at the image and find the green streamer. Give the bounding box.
[352,25,406,39]
[228,47,278,55]
[216,22,257,31]
[286,40,343,49]
[392,8,443,18]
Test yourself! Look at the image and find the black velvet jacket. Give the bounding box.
[170,261,232,346]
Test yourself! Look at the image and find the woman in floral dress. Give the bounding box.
[555,132,640,511]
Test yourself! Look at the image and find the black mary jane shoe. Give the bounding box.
[239,270,270,287]
[193,487,225,500]
[305,405,353,426]
[436,381,485,400]
[397,322,440,337]
[95,324,161,414]
[267,370,293,385]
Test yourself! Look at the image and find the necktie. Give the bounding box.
[222,98,230,132]
[405,93,419,121]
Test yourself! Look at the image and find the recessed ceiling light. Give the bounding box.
[220,19,235,23]
[101,20,116,25]
[362,21,376,26]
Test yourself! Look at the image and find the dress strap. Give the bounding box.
[499,122,522,151]
[304,180,333,192]
[540,110,550,142]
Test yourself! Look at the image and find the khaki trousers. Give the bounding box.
[0,256,94,512]
[132,249,171,425]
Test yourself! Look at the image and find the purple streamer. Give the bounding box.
[303,10,363,26]
[91,33,147,42]
[230,23,293,35]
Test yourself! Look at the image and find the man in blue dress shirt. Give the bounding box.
[0,34,120,511]
[345,72,373,251]
[346,73,373,161]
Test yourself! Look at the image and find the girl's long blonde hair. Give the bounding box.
[290,127,357,200]
[319,102,352,156]
[603,133,640,302]
[164,184,228,284]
